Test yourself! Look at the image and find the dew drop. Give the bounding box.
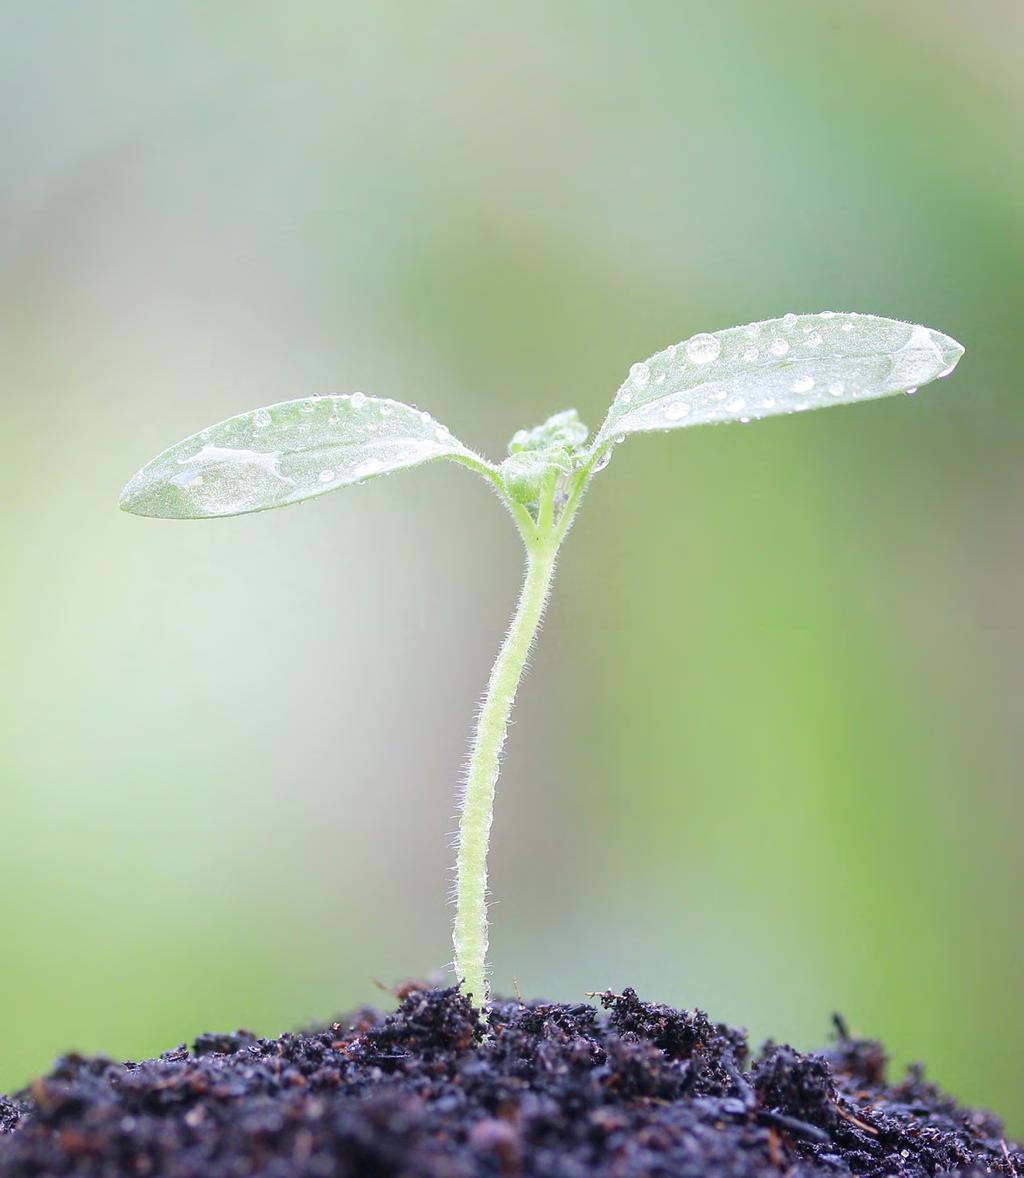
[828,381,845,396]
[739,416,751,424]
[685,333,721,364]
[350,392,368,409]
[419,411,431,424]
[783,312,797,328]
[654,372,666,385]
[742,346,759,362]
[615,434,626,445]
[819,310,837,319]
[905,386,918,396]
[619,389,633,405]
[744,322,762,339]
[762,397,777,409]
[726,398,746,413]
[712,389,728,401]
[354,458,384,478]
[805,331,823,348]
[630,361,651,389]
[253,408,271,428]
[791,376,815,393]
[769,338,790,357]
[593,449,612,472]
[665,402,691,421]
[841,322,854,332]
[319,470,337,484]
[380,404,392,416]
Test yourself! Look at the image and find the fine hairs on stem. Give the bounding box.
[120,312,964,1008]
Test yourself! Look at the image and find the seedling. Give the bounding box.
[121,312,963,1006]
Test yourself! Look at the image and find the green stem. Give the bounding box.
[453,528,560,1006]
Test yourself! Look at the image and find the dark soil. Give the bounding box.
[0,986,1018,1177]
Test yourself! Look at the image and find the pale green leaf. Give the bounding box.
[120,394,492,519]
[595,312,964,448]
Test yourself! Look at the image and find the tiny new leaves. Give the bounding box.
[595,312,964,449]
[119,394,491,519]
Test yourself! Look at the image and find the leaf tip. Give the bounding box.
[936,330,966,376]
[118,476,143,516]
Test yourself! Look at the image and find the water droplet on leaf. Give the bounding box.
[770,338,790,357]
[686,333,721,364]
[791,376,815,393]
[665,402,691,421]
[630,361,651,389]
[593,449,612,472]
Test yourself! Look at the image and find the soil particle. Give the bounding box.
[0,986,1017,1177]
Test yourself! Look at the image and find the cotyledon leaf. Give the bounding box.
[594,312,964,449]
[119,393,494,519]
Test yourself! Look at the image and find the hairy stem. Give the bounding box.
[453,532,559,1006]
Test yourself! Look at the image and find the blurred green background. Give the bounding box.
[1,0,1021,1130]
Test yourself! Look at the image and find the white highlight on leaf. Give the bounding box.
[179,444,294,484]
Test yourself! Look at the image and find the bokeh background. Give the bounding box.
[2,0,1021,1130]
